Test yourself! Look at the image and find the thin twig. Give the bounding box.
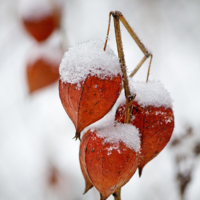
[146,55,153,82]
[113,188,121,200]
[104,12,112,51]
[116,94,136,123]
[112,11,132,124]
[117,11,153,82]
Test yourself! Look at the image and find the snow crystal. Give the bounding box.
[95,123,140,152]
[118,79,173,108]
[59,40,122,84]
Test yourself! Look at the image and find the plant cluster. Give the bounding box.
[19,0,64,93]
[59,11,175,200]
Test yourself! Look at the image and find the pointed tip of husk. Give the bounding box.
[100,192,111,200]
[74,131,81,140]
[138,167,143,177]
[100,193,107,200]
[83,184,93,194]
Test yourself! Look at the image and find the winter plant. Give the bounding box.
[59,11,175,200]
[19,0,64,93]
[170,127,200,200]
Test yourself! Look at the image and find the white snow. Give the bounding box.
[59,40,122,84]
[118,79,173,109]
[105,145,120,155]
[18,0,61,20]
[2,1,200,200]
[27,42,63,66]
[82,114,140,152]
[19,0,52,20]
[83,79,174,153]
[96,123,140,152]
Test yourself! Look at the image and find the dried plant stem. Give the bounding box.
[118,11,153,82]
[103,10,133,200]
[119,14,149,56]
[103,10,153,200]
[129,54,152,82]
[104,12,112,51]
[146,55,153,82]
[181,193,185,200]
[112,11,132,124]
[116,94,136,123]
[113,188,121,200]
[129,55,146,78]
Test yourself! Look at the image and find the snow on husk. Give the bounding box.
[81,79,172,151]
[19,0,59,20]
[82,114,140,152]
[59,40,122,84]
[27,42,63,66]
[118,79,173,108]
[96,123,140,152]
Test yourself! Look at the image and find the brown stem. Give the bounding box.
[119,14,149,57]
[112,11,132,124]
[113,188,121,200]
[180,193,185,200]
[146,54,153,82]
[129,56,147,78]
[116,94,136,123]
[117,11,153,82]
[104,12,112,51]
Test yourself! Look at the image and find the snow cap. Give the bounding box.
[27,43,63,66]
[19,0,61,20]
[95,123,140,152]
[59,40,122,84]
[118,80,173,108]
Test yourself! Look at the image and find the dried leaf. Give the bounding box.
[115,101,174,176]
[80,130,139,200]
[27,58,59,93]
[22,6,61,42]
[79,133,93,194]
[59,74,122,139]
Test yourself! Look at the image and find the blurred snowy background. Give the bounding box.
[0,0,200,199]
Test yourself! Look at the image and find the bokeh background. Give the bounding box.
[0,0,200,199]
